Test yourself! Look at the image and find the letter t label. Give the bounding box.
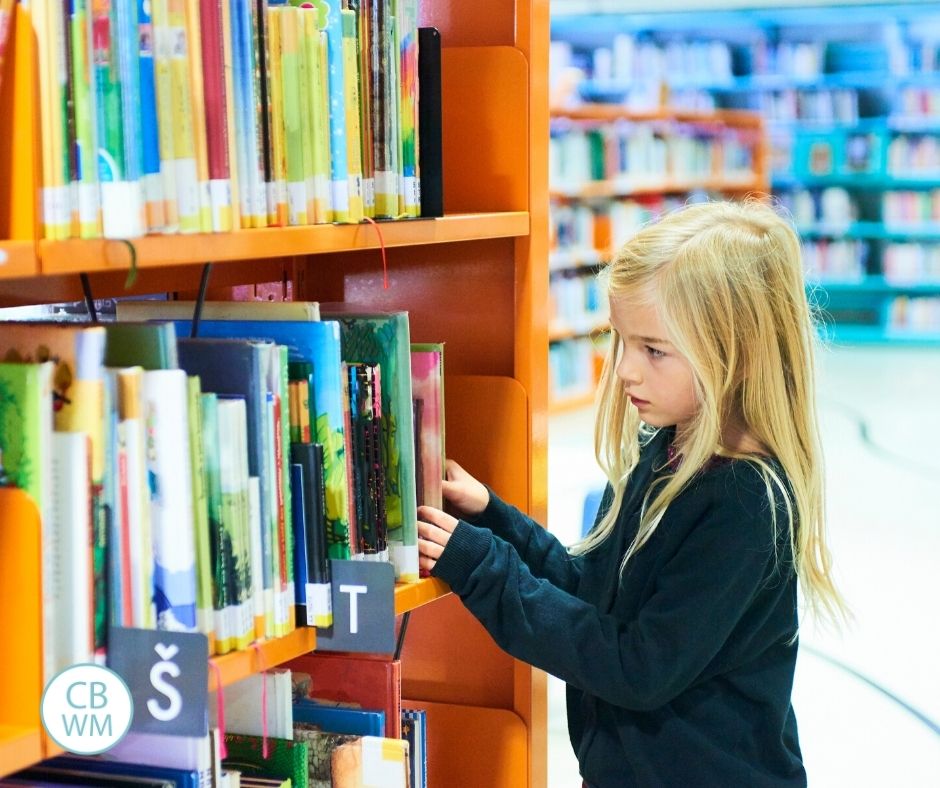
[339,584,368,634]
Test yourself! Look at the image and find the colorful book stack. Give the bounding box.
[28,0,431,240]
[0,300,446,674]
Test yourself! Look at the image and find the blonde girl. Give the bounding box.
[417,200,844,787]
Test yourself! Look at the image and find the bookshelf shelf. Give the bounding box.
[394,578,451,616]
[551,178,763,201]
[0,727,43,776]
[209,627,317,691]
[812,276,940,294]
[551,106,762,128]
[798,223,940,241]
[0,242,38,280]
[38,212,531,275]
[550,390,596,414]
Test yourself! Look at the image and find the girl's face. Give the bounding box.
[609,296,698,431]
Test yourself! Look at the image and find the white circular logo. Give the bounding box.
[41,664,134,754]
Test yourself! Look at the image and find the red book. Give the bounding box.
[286,652,402,738]
[199,0,229,183]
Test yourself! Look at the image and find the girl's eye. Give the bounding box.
[646,345,666,359]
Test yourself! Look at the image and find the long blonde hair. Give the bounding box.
[570,199,845,625]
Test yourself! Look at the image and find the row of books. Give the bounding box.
[888,295,940,332]
[887,134,940,177]
[30,0,437,240]
[549,336,602,404]
[883,190,940,224]
[803,240,868,283]
[0,301,445,679]
[883,244,940,282]
[550,124,757,191]
[550,271,604,338]
[779,187,858,227]
[753,89,860,125]
[896,87,940,120]
[6,661,426,787]
[551,194,711,270]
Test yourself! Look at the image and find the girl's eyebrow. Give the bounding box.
[628,334,673,346]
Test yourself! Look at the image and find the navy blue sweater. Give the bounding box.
[431,429,806,787]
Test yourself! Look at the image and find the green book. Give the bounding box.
[187,375,214,646]
[0,361,53,512]
[201,392,230,653]
[223,733,309,788]
[104,322,179,370]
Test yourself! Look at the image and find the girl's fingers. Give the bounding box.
[417,521,451,551]
[419,554,436,574]
[417,536,444,560]
[416,506,459,533]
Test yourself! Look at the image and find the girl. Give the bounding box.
[416,200,845,787]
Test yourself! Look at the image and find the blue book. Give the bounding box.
[136,0,163,229]
[177,338,277,634]
[170,319,351,559]
[291,462,309,602]
[401,708,427,788]
[47,757,199,788]
[292,699,385,736]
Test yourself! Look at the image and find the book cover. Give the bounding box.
[409,345,444,509]
[47,756,199,788]
[200,0,232,232]
[223,733,309,788]
[400,709,426,788]
[266,6,288,226]
[178,339,273,641]
[278,5,307,226]
[150,0,180,231]
[104,321,179,370]
[171,319,351,560]
[211,669,293,739]
[117,298,321,322]
[293,700,385,737]
[187,374,215,646]
[71,0,104,237]
[116,367,154,629]
[318,306,418,581]
[48,431,95,671]
[137,0,165,232]
[332,736,409,788]
[292,727,357,788]
[217,396,254,651]
[142,368,197,631]
[184,0,212,232]
[341,8,364,223]
[287,653,401,738]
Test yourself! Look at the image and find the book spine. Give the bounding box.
[184,0,212,232]
[266,6,288,226]
[167,0,200,232]
[137,0,166,232]
[324,0,349,221]
[218,0,240,229]
[188,375,215,650]
[279,6,307,226]
[200,0,233,231]
[150,0,180,231]
[342,8,364,223]
[115,0,145,235]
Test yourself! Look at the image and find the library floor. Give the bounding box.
[545,346,940,787]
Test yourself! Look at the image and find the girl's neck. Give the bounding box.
[671,421,769,457]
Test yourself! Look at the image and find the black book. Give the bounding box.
[418,27,443,217]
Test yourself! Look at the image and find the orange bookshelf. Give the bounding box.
[0,0,548,783]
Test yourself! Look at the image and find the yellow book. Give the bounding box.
[219,0,240,231]
[267,8,288,226]
[167,0,200,233]
[184,0,213,232]
[341,9,364,223]
[298,9,317,224]
[302,11,331,223]
[151,0,180,232]
[279,7,308,226]
[319,30,334,222]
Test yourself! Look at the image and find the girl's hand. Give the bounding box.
[417,505,460,576]
[441,459,490,519]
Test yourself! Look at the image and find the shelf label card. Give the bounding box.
[108,627,209,736]
[316,559,396,654]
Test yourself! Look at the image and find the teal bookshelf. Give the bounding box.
[551,2,940,345]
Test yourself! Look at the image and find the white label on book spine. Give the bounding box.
[390,543,419,583]
[306,583,332,626]
[363,178,375,208]
[210,179,233,232]
[332,179,350,213]
[288,182,307,226]
[176,159,200,230]
[404,176,419,211]
[77,182,101,229]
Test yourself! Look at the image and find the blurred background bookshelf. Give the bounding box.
[547,104,767,409]
[549,1,940,407]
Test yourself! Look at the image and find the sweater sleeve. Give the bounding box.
[432,468,785,711]
[464,488,582,594]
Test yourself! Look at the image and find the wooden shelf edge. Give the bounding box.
[209,626,316,690]
[551,179,763,200]
[0,725,43,778]
[551,105,763,128]
[0,241,38,280]
[550,391,596,413]
[38,212,530,275]
[395,577,451,615]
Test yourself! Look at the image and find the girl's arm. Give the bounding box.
[423,477,790,711]
[461,487,584,593]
